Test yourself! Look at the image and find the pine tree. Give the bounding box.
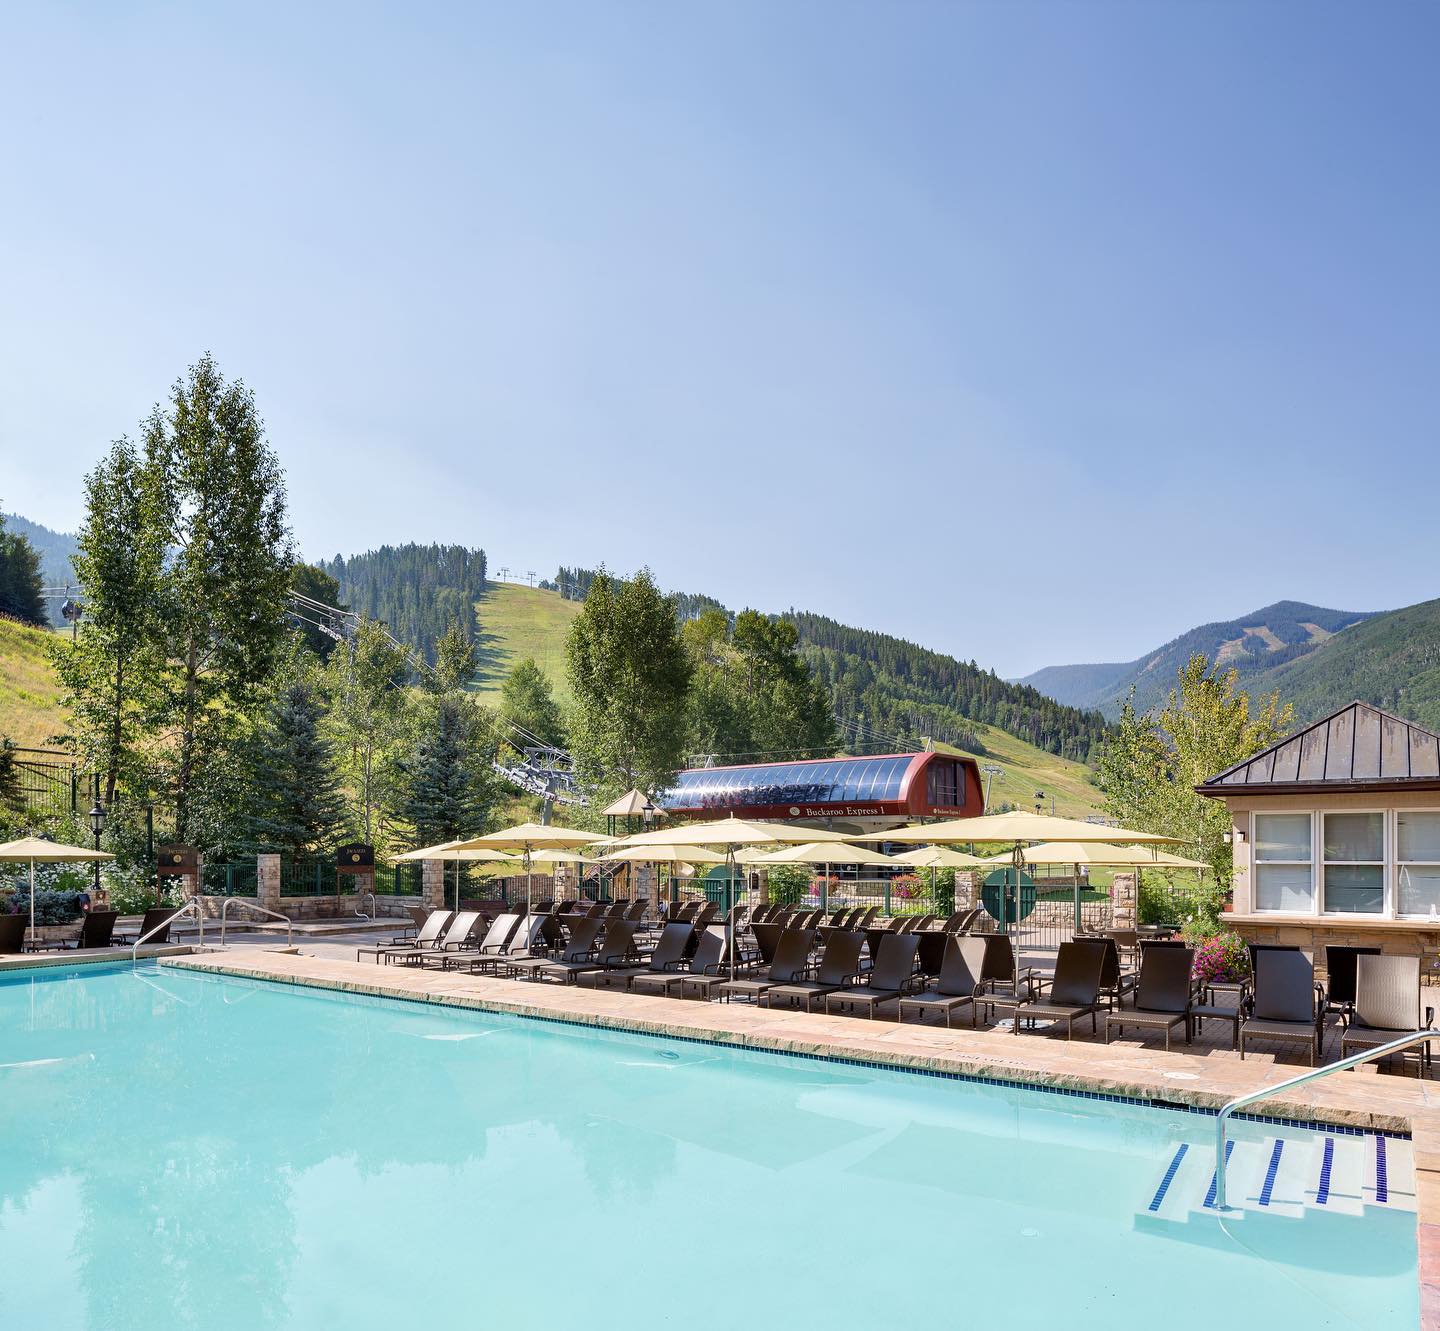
[0,738,23,814]
[429,619,478,694]
[0,510,46,625]
[246,667,346,858]
[397,693,496,846]
[499,657,564,747]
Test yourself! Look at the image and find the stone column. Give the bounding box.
[422,858,447,911]
[1111,871,1137,931]
[953,871,979,913]
[257,854,281,914]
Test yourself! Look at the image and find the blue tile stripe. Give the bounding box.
[157,961,1414,1140]
[1203,1139,1235,1209]
[1316,1137,1335,1205]
[1258,1138,1284,1207]
[1375,1134,1388,1204]
[1147,1143,1189,1213]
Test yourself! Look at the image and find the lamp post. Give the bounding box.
[88,791,106,901]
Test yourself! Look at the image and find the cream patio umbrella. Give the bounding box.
[605,844,727,910]
[974,842,1208,870]
[0,837,114,948]
[750,841,896,915]
[394,840,514,912]
[609,818,850,981]
[450,823,614,913]
[890,845,989,915]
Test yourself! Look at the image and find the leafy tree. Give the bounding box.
[499,657,565,748]
[428,619,478,694]
[245,657,346,858]
[0,509,46,625]
[1096,653,1293,890]
[325,616,411,843]
[565,568,692,795]
[289,563,345,661]
[49,440,166,805]
[143,355,295,840]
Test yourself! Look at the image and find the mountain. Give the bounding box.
[1017,600,1376,718]
[2,514,78,625]
[1242,598,1440,732]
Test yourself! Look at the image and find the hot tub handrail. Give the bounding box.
[1214,1027,1439,1210]
[219,897,293,949]
[354,890,376,921]
[129,895,203,965]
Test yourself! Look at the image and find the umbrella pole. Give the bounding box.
[29,858,35,953]
[727,849,737,984]
[525,846,533,915]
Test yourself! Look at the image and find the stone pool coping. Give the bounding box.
[165,949,1440,1328]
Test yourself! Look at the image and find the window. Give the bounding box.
[1322,812,1384,914]
[1254,813,1313,912]
[1398,812,1440,917]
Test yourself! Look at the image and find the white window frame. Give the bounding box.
[1252,811,1316,915]
[1318,809,1388,917]
[1395,807,1440,920]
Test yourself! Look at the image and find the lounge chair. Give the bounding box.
[1103,945,1196,1050]
[114,905,185,947]
[897,936,988,1028]
[408,911,484,968]
[632,927,727,998]
[529,920,637,985]
[63,909,119,950]
[580,921,694,989]
[437,911,522,971]
[468,914,547,974]
[745,921,784,971]
[1325,944,1383,1020]
[823,934,922,1019]
[1341,954,1433,1074]
[0,913,25,954]
[692,902,719,928]
[1007,940,1106,1039]
[1074,936,1136,1010]
[1239,949,1327,1064]
[508,916,602,979]
[624,900,648,922]
[717,927,815,1003]
[357,909,453,963]
[760,931,865,1012]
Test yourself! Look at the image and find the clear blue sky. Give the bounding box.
[2,1,1436,679]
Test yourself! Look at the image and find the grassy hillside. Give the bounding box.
[932,723,1101,817]
[0,617,67,748]
[1018,600,1375,717]
[471,581,581,707]
[1244,598,1440,731]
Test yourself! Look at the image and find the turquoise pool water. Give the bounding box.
[0,962,1417,1330]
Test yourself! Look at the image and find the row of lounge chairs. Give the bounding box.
[0,905,187,954]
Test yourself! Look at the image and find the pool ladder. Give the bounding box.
[128,895,295,963]
[219,897,293,949]
[1214,1028,1440,1210]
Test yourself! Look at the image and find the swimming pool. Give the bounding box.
[0,961,1418,1330]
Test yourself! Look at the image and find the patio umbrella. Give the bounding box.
[605,844,727,906]
[889,845,988,913]
[0,837,114,947]
[394,841,513,911]
[609,819,849,982]
[449,823,613,912]
[749,841,896,915]
[974,842,1208,870]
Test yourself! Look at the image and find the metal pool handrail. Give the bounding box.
[354,890,376,921]
[219,897,294,949]
[130,895,203,965]
[1214,1028,1439,1210]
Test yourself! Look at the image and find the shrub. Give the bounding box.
[7,889,88,925]
[1192,931,1251,986]
[766,864,810,906]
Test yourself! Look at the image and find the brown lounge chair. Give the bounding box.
[438,911,521,972]
[718,927,814,1003]
[580,921,694,989]
[1103,945,1196,1050]
[467,913,546,974]
[1008,940,1106,1039]
[529,920,637,985]
[628,927,725,997]
[114,905,186,947]
[357,909,453,963]
[897,936,988,1028]
[1240,949,1327,1064]
[760,931,865,1012]
[508,916,603,979]
[409,911,485,968]
[64,909,119,950]
[0,913,26,954]
[824,933,922,1019]
[1340,954,1434,1074]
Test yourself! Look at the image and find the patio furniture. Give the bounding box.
[1239,949,1327,1064]
[580,921,693,989]
[63,909,119,950]
[897,936,988,1028]
[113,906,184,947]
[1324,944,1383,1020]
[468,914,547,974]
[632,927,728,998]
[718,927,815,1003]
[759,930,865,1012]
[1073,936,1136,1011]
[508,916,602,979]
[1006,940,1106,1039]
[1103,945,1196,1050]
[358,909,452,963]
[823,933,922,1019]
[1340,954,1434,1074]
[410,912,484,968]
[530,920,637,985]
[0,913,25,954]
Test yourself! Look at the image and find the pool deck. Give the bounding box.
[156,943,1440,1326]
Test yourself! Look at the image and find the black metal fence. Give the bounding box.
[9,748,76,818]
